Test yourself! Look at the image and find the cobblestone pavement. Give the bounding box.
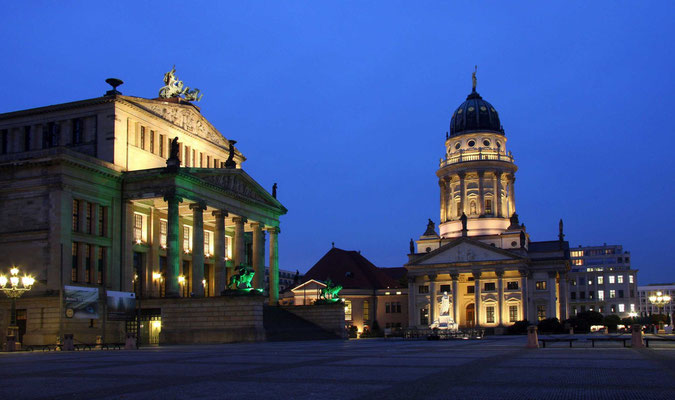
[1,336,674,399]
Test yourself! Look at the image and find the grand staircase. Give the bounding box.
[263,306,342,341]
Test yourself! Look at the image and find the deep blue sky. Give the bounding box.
[1,2,673,284]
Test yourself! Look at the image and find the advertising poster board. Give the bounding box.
[64,285,100,319]
[107,291,136,321]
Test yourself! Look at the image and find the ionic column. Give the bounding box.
[520,270,528,321]
[477,171,485,216]
[508,176,516,217]
[458,172,466,216]
[267,226,280,305]
[122,201,135,292]
[439,180,447,223]
[408,277,417,327]
[549,271,558,320]
[429,274,437,326]
[496,270,504,326]
[250,222,265,290]
[451,273,460,325]
[212,210,227,295]
[232,216,246,270]
[559,273,568,321]
[473,271,481,327]
[164,194,182,297]
[496,172,504,217]
[190,202,206,297]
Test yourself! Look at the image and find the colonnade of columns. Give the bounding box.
[439,171,515,223]
[158,193,280,305]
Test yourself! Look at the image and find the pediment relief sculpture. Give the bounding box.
[143,103,227,146]
[200,173,266,203]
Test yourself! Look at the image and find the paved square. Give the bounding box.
[1,336,674,399]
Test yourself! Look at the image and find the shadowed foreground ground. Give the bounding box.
[1,335,674,399]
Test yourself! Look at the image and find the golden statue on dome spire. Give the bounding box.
[472,65,478,92]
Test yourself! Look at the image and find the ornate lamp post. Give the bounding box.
[648,291,671,331]
[0,267,35,351]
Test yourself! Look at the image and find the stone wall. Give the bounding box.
[281,304,347,339]
[146,294,265,344]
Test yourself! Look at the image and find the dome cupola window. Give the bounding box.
[468,140,476,147]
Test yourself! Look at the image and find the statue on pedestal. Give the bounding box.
[225,140,237,169]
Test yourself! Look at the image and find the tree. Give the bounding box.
[537,318,563,334]
[604,315,621,333]
[507,320,530,335]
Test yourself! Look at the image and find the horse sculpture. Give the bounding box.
[319,279,342,302]
[228,266,255,290]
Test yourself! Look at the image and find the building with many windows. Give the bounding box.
[0,73,287,345]
[404,75,570,332]
[637,283,674,322]
[567,244,638,318]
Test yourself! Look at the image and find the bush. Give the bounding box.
[537,318,564,334]
[604,315,621,333]
[507,320,530,335]
[347,325,358,338]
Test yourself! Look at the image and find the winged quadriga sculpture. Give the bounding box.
[158,65,203,102]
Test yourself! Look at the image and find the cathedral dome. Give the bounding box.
[449,90,504,137]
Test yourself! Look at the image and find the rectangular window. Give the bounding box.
[159,220,167,247]
[71,242,78,282]
[183,226,191,251]
[344,300,352,320]
[597,276,604,285]
[204,231,211,255]
[150,130,155,153]
[507,281,519,290]
[97,247,104,285]
[579,291,585,299]
[618,290,624,298]
[535,281,547,290]
[192,149,196,166]
[84,244,91,283]
[486,306,495,323]
[629,275,634,284]
[72,200,80,231]
[134,214,143,242]
[630,303,635,312]
[159,134,165,157]
[509,305,518,322]
[207,155,211,167]
[467,285,475,294]
[395,302,401,313]
[0,129,8,154]
[85,203,92,234]
[418,285,429,294]
[608,275,615,284]
[618,304,625,313]
[140,126,146,150]
[485,199,492,214]
[609,290,616,299]
[420,307,429,325]
[589,290,595,299]
[610,305,616,313]
[598,290,604,300]
[72,118,83,144]
[537,305,546,321]
[43,122,60,148]
[439,284,451,293]
[570,292,576,300]
[484,282,496,291]
[98,206,106,236]
[579,277,585,286]
[214,158,219,168]
[184,146,190,167]
[24,126,31,151]
[199,152,203,167]
[617,275,623,284]
[385,302,391,313]
[363,300,369,321]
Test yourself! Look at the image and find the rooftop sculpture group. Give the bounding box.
[159,66,203,102]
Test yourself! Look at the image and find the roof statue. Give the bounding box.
[225,140,237,169]
[272,183,277,199]
[409,238,415,254]
[166,136,180,171]
[158,65,203,102]
[423,218,438,236]
[472,65,478,92]
[460,212,468,236]
[558,218,565,242]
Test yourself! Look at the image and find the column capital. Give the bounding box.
[457,172,466,180]
[212,209,228,219]
[495,269,505,278]
[189,201,207,211]
[472,271,482,280]
[249,221,263,230]
[232,216,247,224]
[477,170,485,177]
[266,226,281,234]
[407,276,417,284]
[450,273,460,281]
[163,191,183,203]
[428,274,437,282]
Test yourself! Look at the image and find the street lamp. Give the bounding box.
[0,266,35,351]
[648,291,671,331]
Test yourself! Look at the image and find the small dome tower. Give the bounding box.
[437,71,518,238]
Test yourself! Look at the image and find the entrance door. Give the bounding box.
[466,304,475,327]
[16,309,27,343]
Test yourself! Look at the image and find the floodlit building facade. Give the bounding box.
[0,74,286,345]
[567,244,638,318]
[405,76,570,331]
[638,283,674,320]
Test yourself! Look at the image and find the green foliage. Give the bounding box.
[537,318,564,334]
[650,314,668,324]
[603,314,621,333]
[507,320,530,335]
[566,311,606,333]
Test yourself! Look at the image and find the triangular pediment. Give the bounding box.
[123,97,231,149]
[191,169,287,213]
[410,238,522,266]
[292,279,326,292]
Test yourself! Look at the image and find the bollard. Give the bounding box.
[63,334,75,351]
[125,333,137,350]
[631,324,644,348]
[526,325,539,348]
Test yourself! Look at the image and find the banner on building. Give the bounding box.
[106,291,136,321]
[64,285,100,319]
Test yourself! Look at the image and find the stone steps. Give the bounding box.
[263,305,341,341]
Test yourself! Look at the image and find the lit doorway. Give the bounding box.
[466,304,475,327]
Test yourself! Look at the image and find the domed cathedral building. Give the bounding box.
[405,72,570,332]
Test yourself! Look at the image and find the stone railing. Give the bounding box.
[441,148,514,167]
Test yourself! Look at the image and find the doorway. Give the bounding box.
[466,304,475,327]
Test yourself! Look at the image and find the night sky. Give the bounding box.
[1,2,673,284]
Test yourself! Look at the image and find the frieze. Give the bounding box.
[145,103,226,146]
[201,174,266,203]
